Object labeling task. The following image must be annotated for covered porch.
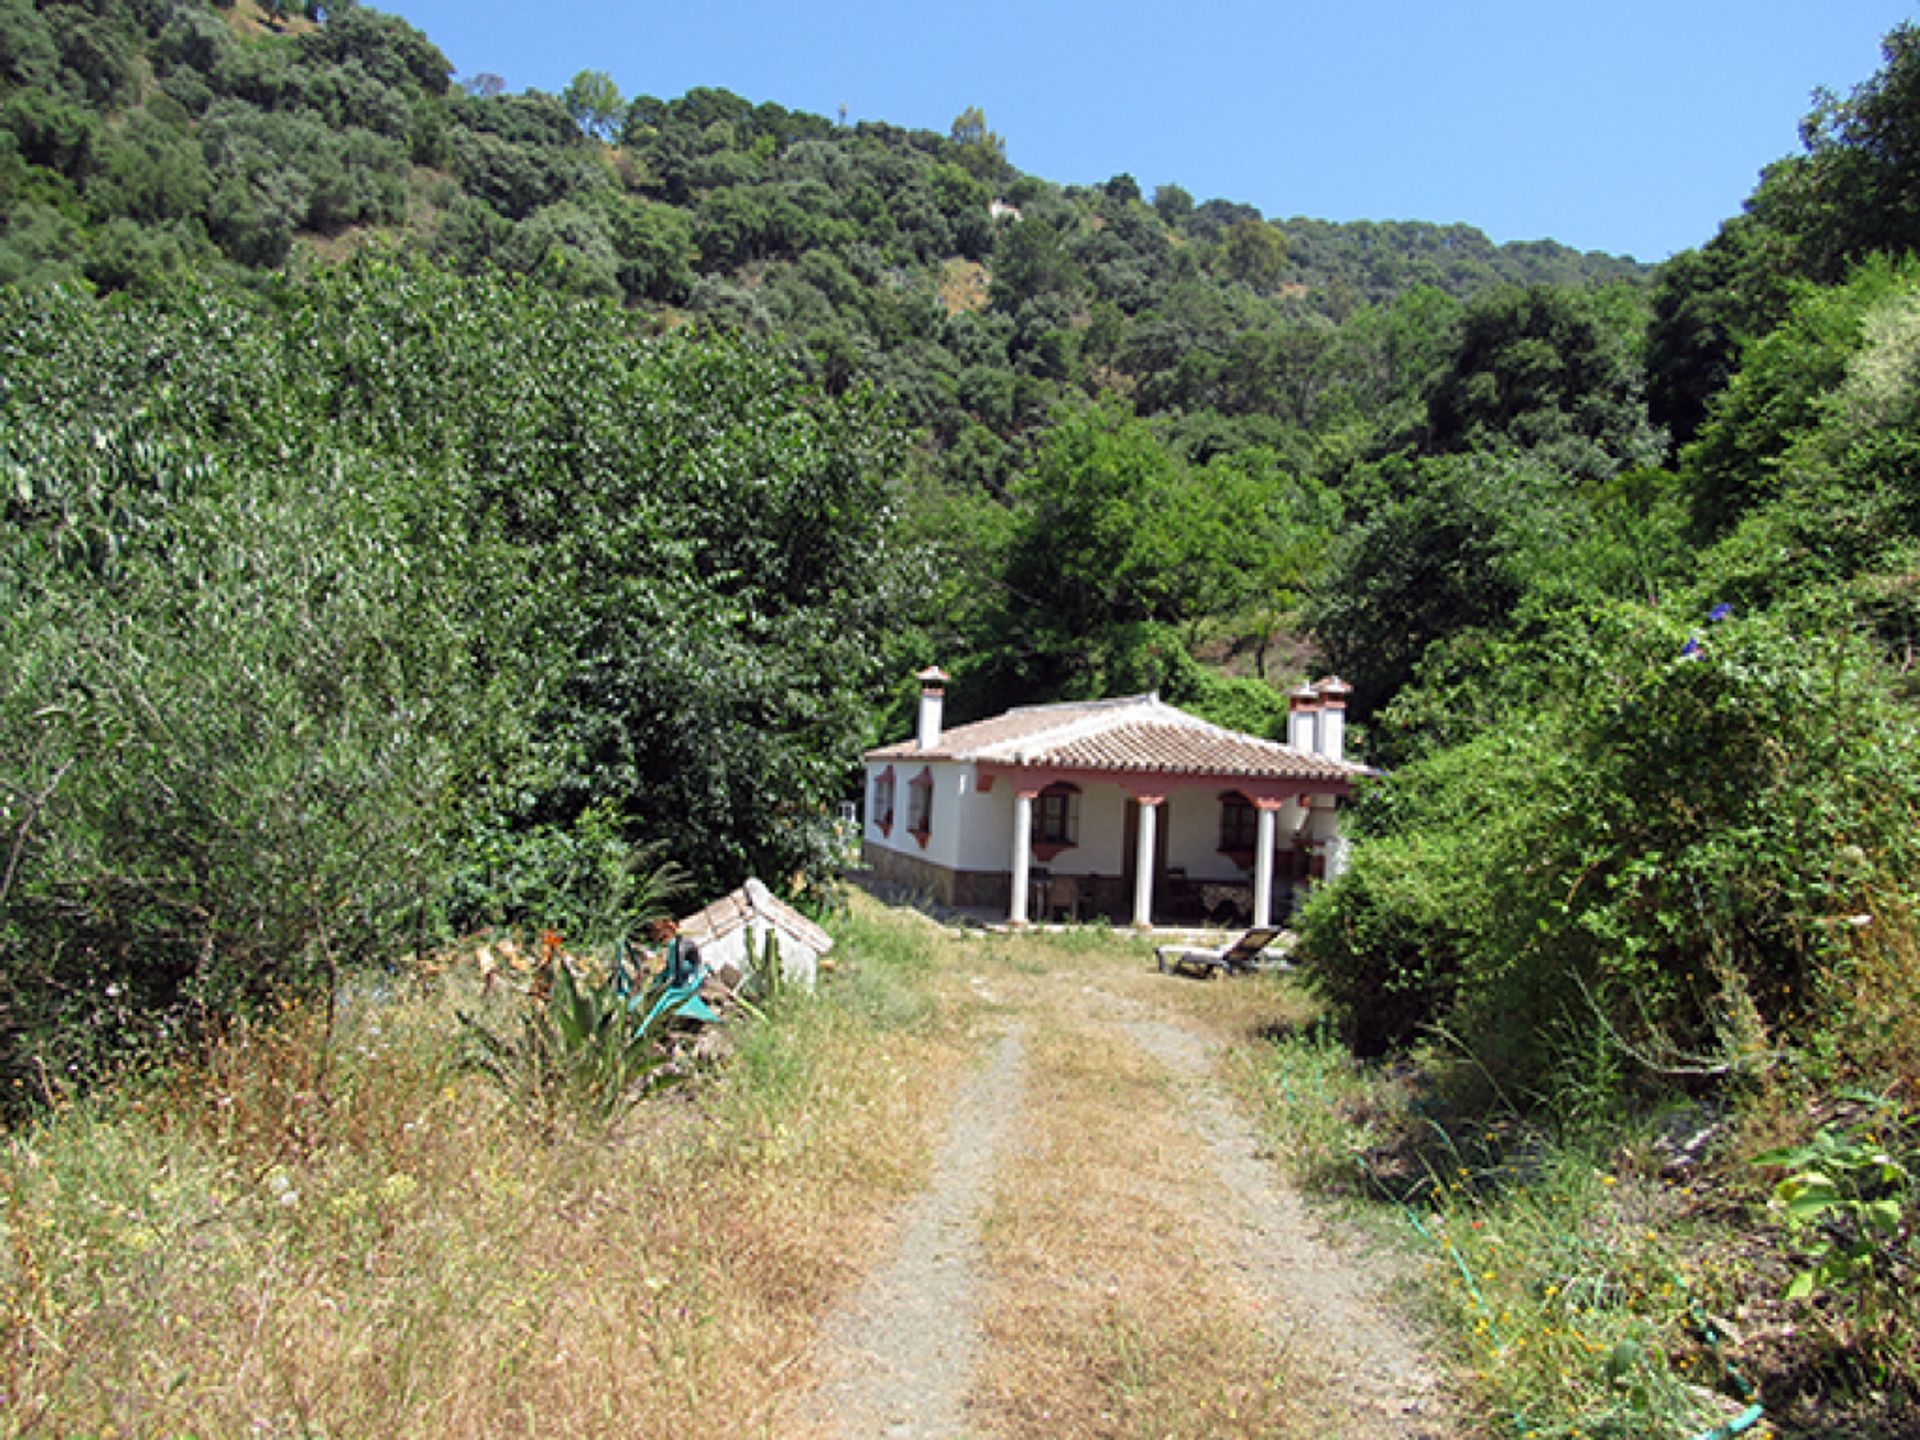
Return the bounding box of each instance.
[983,765,1345,931]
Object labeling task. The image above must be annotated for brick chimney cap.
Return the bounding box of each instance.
[1289,684,1322,709]
[916,666,950,688]
[1315,676,1353,704]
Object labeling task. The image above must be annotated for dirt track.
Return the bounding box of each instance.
[804,936,1450,1440]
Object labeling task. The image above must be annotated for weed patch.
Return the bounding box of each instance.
[1234,1008,1838,1438]
[0,893,966,1438]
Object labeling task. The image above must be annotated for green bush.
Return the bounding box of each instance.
[1297,598,1920,1098]
[0,258,912,1102]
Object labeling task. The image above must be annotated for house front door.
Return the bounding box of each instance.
[1121,796,1172,925]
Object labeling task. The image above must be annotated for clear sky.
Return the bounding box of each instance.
[378,0,1917,264]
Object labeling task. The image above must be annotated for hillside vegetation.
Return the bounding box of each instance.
[5,0,1920,1430]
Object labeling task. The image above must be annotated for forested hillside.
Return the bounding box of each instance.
[0,0,1639,518]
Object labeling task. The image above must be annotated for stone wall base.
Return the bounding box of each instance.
[863,843,1012,912]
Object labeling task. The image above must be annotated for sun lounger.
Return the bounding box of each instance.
[1154,926,1288,979]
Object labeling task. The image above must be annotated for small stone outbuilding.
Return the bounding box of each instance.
[677,878,833,991]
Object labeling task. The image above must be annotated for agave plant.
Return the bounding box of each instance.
[461,953,685,1131]
[736,927,788,1013]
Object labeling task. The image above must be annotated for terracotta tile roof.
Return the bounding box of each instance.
[866,693,1368,782]
[678,878,833,955]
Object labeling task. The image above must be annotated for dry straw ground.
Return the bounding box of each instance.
[1,896,1447,1439]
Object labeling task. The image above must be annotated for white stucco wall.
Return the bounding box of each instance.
[864,763,1336,888]
[1039,784,1126,876]
[1160,789,1243,883]
[696,918,822,991]
[952,771,1011,871]
[917,762,971,871]
[864,759,997,873]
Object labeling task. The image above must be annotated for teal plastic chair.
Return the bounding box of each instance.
[615,935,720,1029]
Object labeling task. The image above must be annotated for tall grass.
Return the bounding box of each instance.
[1236,982,1920,1438]
[0,897,965,1438]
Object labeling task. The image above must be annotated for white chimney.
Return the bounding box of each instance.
[916,666,949,749]
[1315,677,1351,763]
[1287,684,1320,754]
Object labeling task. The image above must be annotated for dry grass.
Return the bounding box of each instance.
[969,969,1309,1439]
[2,907,1420,1439]
[0,897,971,1439]
[938,258,990,315]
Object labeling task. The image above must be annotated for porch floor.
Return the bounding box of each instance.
[848,871,1268,944]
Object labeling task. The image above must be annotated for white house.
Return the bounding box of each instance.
[862,669,1372,929]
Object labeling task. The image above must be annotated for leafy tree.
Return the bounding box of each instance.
[562,68,622,142]
[949,104,1007,180]
[297,4,450,97]
[450,119,599,221]
[85,109,211,223]
[0,257,916,1095]
[83,215,202,293]
[1217,217,1287,290]
[1152,181,1192,227]
[1422,283,1663,482]
[989,211,1083,311]
[1308,451,1583,725]
[0,0,59,91]
[990,402,1302,698]
[2,87,98,175]
[48,3,138,106]
[1683,257,1918,535]
[501,199,622,298]
[0,202,86,287]
[1749,24,1920,283]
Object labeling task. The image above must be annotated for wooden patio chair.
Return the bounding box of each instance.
[1043,874,1081,923]
[1154,926,1288,979]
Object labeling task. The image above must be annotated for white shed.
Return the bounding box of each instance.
[676,878,832,992]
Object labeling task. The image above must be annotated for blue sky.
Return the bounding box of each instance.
[380,0,1917,263]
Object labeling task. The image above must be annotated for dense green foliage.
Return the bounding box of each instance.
[1291,28,1920,1135]
[0,257,908,1091]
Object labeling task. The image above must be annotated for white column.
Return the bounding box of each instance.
[1131,796,1161,929]
[1253,800,1279,928]
[1009,789,1035,926]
